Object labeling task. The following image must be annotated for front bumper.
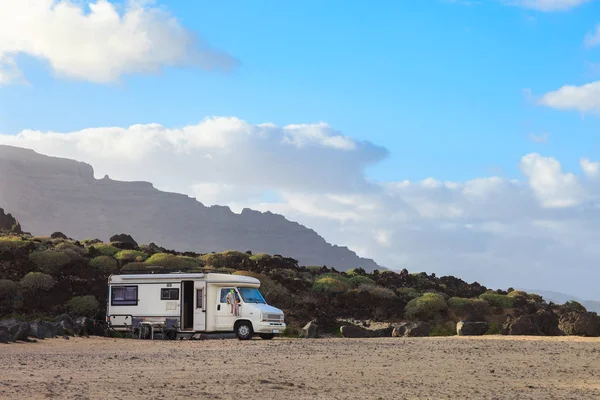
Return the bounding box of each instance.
[254,321,286,334]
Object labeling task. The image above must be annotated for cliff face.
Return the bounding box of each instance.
[0,145,381,270]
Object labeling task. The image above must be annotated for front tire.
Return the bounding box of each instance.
[235,321,253,340]
[259,333,275,340]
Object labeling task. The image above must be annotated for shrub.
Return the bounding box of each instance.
[506,290,527,298]
[348,276,376,288]
[89,256,118,273]
[396,287,421,300]
[0,279,20,314]
[430,321,456,336]
[311,277,348,295]
[56,242,85,254]
[91,244,120,257]
[0,236,30,252]
[560,300,587,313]
[115,250,148,263]
[358,284,396,300]
[146,253,200,270]
[448,297,491,318]
[347,268,367,277]
[29,250,70,274]
[405,293,448,321]
[20,272,55,292]
[67,295,100,317]
[479,293,515,308]
[121,262,156,272]
[200,251,248,269]
[249,253,271,262]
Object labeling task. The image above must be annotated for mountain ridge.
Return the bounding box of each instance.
[0,144,382,271]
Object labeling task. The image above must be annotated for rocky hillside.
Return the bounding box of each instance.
[1,224,598,341]
[0,145,379,271]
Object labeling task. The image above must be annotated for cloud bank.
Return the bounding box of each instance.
[1,117,599,299]
[506,0,592,11]
[0,0,238,84]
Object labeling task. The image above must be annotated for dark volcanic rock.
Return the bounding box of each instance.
[73,316,94,336]
[502,309,561,336]
[456,321,489,336]
[0,326,8,343]
[110,233,138,249]
[559,311,600,337]
[392,322,430,337]
[340,325,371,338]
[8,322,30,342]
[50,232,68,240]
[0,208,21,233]
[56,314,74,335]
[29,320,57,339]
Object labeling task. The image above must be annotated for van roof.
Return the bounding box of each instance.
[108,272,260,286]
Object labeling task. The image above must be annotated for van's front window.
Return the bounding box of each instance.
[237,287,266,304]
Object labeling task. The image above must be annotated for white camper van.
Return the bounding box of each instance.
[105,271,286,340]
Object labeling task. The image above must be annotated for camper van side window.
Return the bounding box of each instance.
[111,286,138,306]
[160,288,179,300]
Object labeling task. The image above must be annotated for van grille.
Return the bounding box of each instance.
[263,313,283,322]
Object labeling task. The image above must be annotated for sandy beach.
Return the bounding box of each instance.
[1,335,599,400]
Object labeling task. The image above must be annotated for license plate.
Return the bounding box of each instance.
[272,329,280,333]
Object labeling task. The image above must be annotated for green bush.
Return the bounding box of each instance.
[311,277,348,295]
[200,251,248,269]
[0,236,30,252]
[561,300,587,313]
[396,287,421,300]
[348,276,375,288]
[20,272,55,292]
[0,279,21,315]
[121,262,160,272]
[479,293,515,308]
[115,250,148,263]
[67,295,100,317]
[506,290,527,298]
[347,268,367,277]
[249,253,271,262]
[89,256,118,273]
[405,293,448,321]
[145,253,200,270]
[29,250,70,274]
[448,297,491,318]
[55,242,85,255]
[485,322,501,335]
[358,284,396,300]
[92,244,120,257]
[429,321,456,336]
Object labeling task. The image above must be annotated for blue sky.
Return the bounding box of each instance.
[2,0,600,182]
[2,0,600,299]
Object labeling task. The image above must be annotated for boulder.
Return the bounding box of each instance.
[55,314,74,335]
[29,320,57,339]
[8,322,30,342]
[50,232,68,240]
[456,321,489,336]
[559,311,600,337]
[73,316,94,336]
[110,234,138,249]
[502,309,561,336]
[0,326,8,343]
[299,320,318,338]
[392,322,430,337]
[340,324,371,338]
[371,326,394,337]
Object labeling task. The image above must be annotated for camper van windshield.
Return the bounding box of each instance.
[237,287,266,304]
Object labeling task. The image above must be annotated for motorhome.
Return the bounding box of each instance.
[106,271,286,340]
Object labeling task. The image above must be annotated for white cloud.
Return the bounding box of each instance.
[538,81,600,114]
[580,157,600,177]
[1,117,600,299]
[0,0,238,84]
[505,0,592,11]
[528,132,548,144]
[584,24,600,48]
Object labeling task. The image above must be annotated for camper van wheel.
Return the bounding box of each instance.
[235,321,253,340]
[259,333,275,340]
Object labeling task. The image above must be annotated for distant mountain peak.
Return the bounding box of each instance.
[0,144,382,271]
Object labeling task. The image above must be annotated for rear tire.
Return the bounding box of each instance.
[259,333,275,340]
[235,321,253,340]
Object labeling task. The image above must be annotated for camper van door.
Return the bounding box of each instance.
[194,280,207,331]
